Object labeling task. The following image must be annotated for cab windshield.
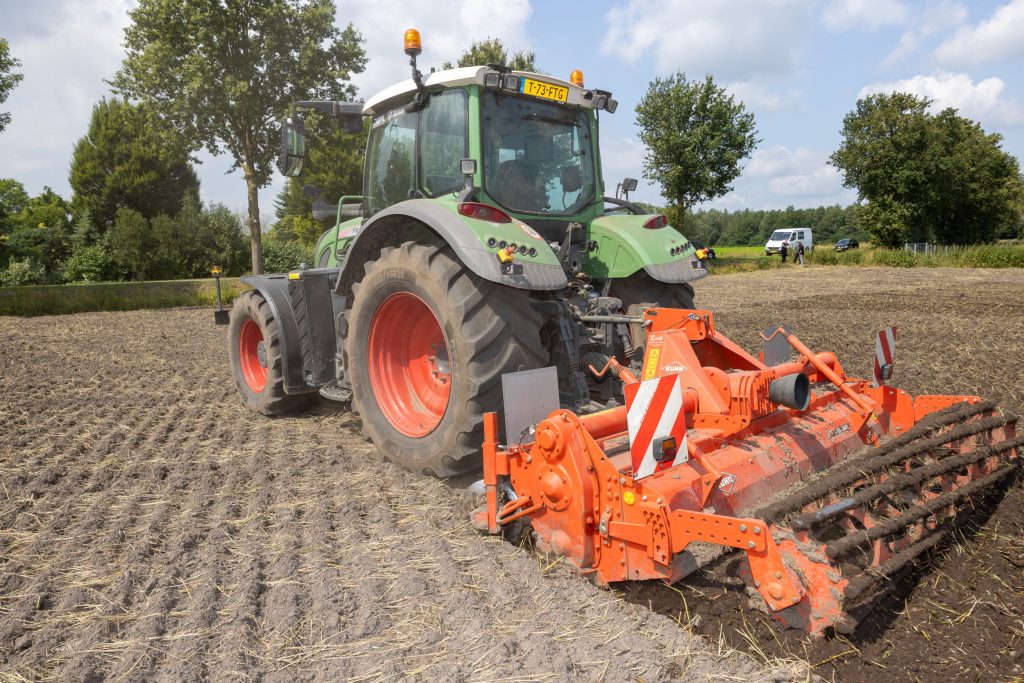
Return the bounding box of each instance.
[770,231,793,241]
[482,91,595,215]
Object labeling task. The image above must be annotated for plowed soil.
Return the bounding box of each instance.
[1,266,1021,682]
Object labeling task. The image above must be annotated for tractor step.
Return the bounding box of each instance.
[319,380,352,402]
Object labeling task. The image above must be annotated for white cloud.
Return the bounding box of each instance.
[0,0,132,192]
[599,134,655,201]
[0,0,535,212]
[703,146,854,210]
[859,71,1024,126]
[726,81,802,112]
[600,0,811,80]
[821,0,910,32]
[342,0,534,98]
[935,0,1024,67]
[744,146,846,197]
[884,0,968,64]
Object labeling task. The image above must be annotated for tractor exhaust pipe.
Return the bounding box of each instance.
[769,372,811,411]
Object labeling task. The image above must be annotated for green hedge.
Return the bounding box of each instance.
[806,244,1024,268]
[0,277,245,316]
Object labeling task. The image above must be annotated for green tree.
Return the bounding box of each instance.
[63,245,115,283]
[830,92,1022,247]
[442,37,536,71]
[6,188,74,274]
[150,195,249,279]
[927,109,1023,244]
[111,0,367,274]
[109,207,154,280]
[635,73,758,226]
[0,37,23,133]
[0,178,30,263]
[0,258,45,286]
[262,233,313,272]
[829,93,934,246]
[268,214,324,248]
[69,98,200,235]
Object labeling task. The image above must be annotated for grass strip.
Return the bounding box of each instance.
[0,278,246,316]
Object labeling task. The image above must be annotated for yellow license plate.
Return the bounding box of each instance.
[519,78,568,103]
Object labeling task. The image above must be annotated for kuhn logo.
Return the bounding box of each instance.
[662,362,687,374]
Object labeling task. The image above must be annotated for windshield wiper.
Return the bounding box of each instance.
[521,113,577,126]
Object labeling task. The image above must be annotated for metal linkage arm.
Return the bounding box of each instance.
[664,510,803,612]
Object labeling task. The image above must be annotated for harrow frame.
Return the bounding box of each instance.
[474,308,1020,636]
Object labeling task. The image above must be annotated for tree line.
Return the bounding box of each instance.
[1,1,1021,287]
[682,205,861,247]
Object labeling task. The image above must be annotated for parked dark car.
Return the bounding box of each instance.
[689,240,716,259]
[834,238,859,252]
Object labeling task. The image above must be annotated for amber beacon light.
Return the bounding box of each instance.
[570,69,584,87]
[404,29,422,56]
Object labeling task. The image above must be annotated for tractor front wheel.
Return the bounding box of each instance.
[346,241,547,477]
[609,272,697,358]
[228,291,315,415]
[609,271,696,311]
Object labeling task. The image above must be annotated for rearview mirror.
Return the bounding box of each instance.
[340,114,363,134]
[277,116,306,177]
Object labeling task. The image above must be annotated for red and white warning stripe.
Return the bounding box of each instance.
[625,374,689,479]
[873,326,897,386]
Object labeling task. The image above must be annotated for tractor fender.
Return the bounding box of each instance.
[588,214,709,284]
[239,268,339,395]
[335,199,568,298]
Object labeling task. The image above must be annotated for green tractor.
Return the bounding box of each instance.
[224,30,706,477]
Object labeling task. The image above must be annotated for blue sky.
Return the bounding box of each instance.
[1,0,1023,219]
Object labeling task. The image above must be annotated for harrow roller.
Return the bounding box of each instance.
[757,402,1021,632]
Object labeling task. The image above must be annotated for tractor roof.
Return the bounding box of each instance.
[362,66,596,116]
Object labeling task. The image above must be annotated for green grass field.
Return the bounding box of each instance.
[0,277,245,316]
[708,242,1024,270]
[712,245,767,258]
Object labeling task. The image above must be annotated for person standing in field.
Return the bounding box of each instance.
[780,240,789,264]
[794,240,805,266]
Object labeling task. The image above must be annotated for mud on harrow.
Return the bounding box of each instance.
[471,308,1021,637]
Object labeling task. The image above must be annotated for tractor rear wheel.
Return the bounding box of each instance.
[346,241,547,477]
[228,290,315,415]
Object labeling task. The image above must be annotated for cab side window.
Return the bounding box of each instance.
[419,89,468,196]
[364,108,417,216]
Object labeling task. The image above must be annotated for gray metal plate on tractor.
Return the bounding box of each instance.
[501,366,560,445]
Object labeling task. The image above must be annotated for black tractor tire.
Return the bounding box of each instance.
[228,290,316,416]
[609,270,696,310]
[346,241,547,478]
[609,272,697,358]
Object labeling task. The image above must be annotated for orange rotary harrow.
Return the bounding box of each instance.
[471,308,1021,637]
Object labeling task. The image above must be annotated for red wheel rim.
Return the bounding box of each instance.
[238,318,268,393]
[367,292,452,437]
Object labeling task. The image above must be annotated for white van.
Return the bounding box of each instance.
[765,228,813,255]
